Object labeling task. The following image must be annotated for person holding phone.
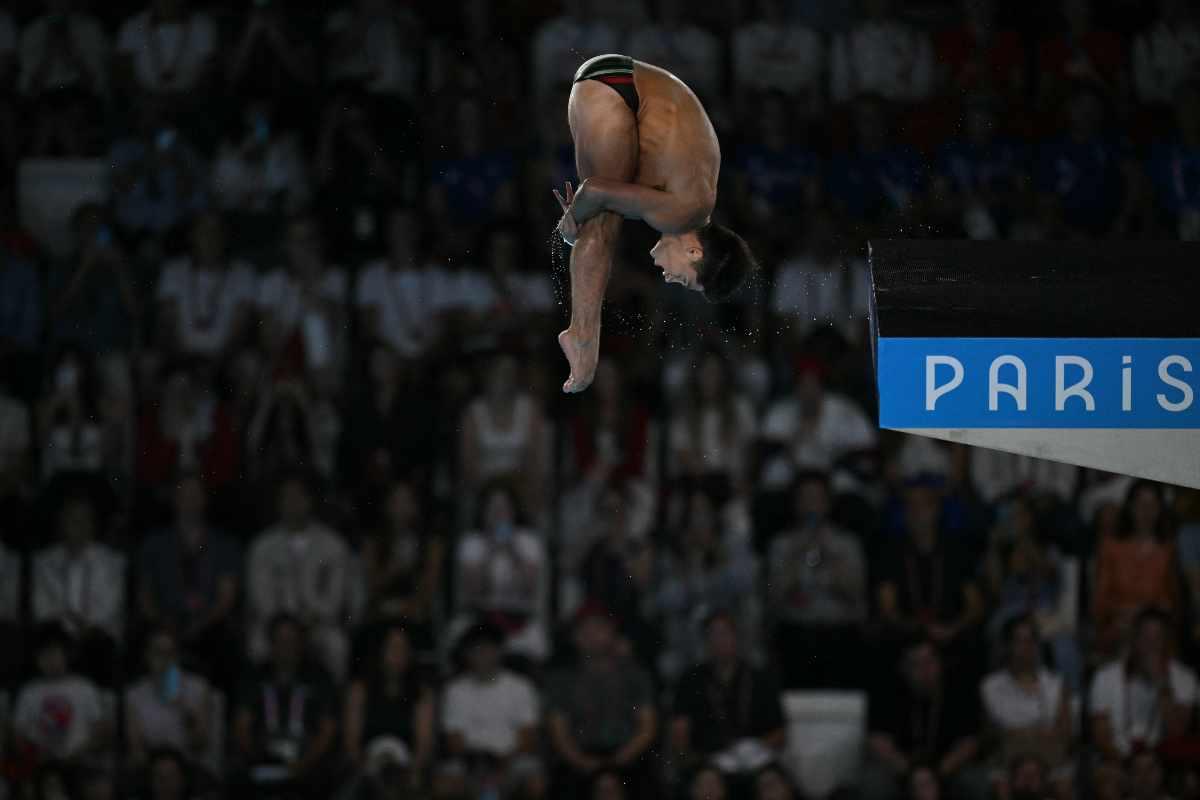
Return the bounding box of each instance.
[124,628,212,772]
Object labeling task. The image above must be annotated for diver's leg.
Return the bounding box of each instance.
[559,79,638,393]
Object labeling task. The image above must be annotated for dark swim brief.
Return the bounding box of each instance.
[573,53,640,115]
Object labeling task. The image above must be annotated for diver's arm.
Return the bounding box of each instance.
[568,177,697,233]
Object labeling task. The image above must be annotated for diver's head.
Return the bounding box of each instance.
[651,222,758,302]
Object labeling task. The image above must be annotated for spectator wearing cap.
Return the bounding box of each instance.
[768,470,867,688]
[670,612,786,784]
[231,613,338,798]
[441,621,540,766]
[1090,608,1196,761]
[344,623,435,783]
[547,603,658,799]
[759,356,877,489]
[247,471,353,682]
[12,623,111,769]
[862,638,985,800]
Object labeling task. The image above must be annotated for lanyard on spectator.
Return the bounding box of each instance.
[263,684,306,740]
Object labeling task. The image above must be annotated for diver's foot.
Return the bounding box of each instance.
[558,328,599,394]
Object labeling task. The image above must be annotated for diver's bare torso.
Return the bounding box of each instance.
[628,60,720,228]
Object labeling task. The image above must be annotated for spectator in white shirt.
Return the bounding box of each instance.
[356,208,441,359]
[115,0,218,96]
[759,358,877,488]
[830,0,934,105]
[455,482,548,662]
[257,214,347,379]
[442,621,540,763]
[212,99,311,216]
[32,493,126,660]
[460,355,548,517]
[18,0,109,98]
[13,624,111,766]
[155,211,257,360]
[247,472,354,682]
[37,348,105,480]
[1133,0,1200,106]
[532,0,621,99]
[1090,608,1197,760]
[325,0,425,101]
[733,0,824,112]
[627,0,724,100]
[980,616,1072,794]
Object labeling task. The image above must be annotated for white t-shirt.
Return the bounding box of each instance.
[18,13,110,96]
[732,22,823,95]
[627,25,723,98]
[441,670,539,756]
[982,669,1064,731]
[156,257,257,357]
[531,16,621,97]
[325,7,421,97]
[13,676,105,761]
[1090,660,1199,757]
[435,267,496,315]
[456,529,545,614]
[258,268,348,330]
[831,20,934,104]
[32,543,127,641]
[116,10,218,92]
[42,421,104,479]
[465,394,537,482]
[125,672,208,754]
[1133,22,1200,105]
[212,137,311,213]
[354,260,440,357]
[491,273,557,315]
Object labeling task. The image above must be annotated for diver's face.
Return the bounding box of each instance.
[650,234,704,292]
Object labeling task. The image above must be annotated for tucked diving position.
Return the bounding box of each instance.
[554,54,759,393]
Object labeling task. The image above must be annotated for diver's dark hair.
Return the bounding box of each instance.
[695,222,758,302]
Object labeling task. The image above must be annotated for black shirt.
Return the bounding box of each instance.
[880,536,976,625]
[672,661,786,755]
[236,664,337,757]
[869,677,980,762]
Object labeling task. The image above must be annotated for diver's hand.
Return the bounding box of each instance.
[553,180,579,247]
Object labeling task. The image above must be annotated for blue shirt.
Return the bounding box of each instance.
[1147,140,1200,214]
[0,253,42,349]
[936,137,1028,194]
[1035,136,1126,233]
[825,146,927,221]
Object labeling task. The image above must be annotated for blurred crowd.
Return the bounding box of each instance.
[2,0,1200,799]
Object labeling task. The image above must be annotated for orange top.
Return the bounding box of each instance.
[1092,535,1178,622]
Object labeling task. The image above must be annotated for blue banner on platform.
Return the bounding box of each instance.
[877,338,1200,429]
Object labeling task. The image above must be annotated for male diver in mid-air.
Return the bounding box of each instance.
[553,54,758,393]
